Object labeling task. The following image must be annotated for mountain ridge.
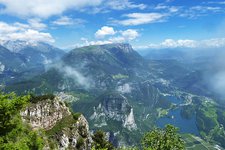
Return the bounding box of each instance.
[3,43,225,148]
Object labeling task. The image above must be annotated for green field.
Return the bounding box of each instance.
[182,134,224,150]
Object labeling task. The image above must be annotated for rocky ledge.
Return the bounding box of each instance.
[21,96,92,150]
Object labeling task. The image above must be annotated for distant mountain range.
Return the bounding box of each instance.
[2,42,225,148]
[0,40,65,83]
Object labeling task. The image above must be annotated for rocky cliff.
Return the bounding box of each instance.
[90,93,137,131]
[21,96,92,150]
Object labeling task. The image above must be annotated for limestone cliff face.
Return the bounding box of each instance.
[54,115,92,150]
[21,97,70,130]
[132,81,160,107]
[90,93,137,131]
[21,96,92,150]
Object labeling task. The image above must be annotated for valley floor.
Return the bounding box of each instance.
[183,134,224,150]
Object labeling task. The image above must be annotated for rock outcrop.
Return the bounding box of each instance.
[21,97,70,130]
[90,93,137,131]
[0,62,5,73]
[54,114,92,150]
[21,96,92,150]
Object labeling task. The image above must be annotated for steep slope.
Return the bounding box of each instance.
[0,41,65,87]
[61,43,148,90]
[3,40,65,66]
[0,45,26,72]
[21,95,92,150]
[4,43,225,148]
[0,45,28,84]
[62,43,146,82]
[89,92,137,131]
[5,43,163,146]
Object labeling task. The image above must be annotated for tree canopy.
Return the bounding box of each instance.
[141,124,185,150]
[0,92,44,150]
[92,130,114,150]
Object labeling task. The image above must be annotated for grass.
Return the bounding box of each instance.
[46,113,81,137]
[156,108,169,118]
[29,94,55,103]
[112,74,129,79]
[182,134,224,150]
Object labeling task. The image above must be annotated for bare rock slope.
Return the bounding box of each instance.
[21,96,92,150]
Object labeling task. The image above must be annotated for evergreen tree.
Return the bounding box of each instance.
[92,130,114,150]
[141,124,185,150]
[0,93,44,150]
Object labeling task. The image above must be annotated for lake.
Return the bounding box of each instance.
[156,96,199,136]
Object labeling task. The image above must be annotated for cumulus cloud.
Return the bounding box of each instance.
[73,37,123,47]
[113,13,167,26]
[137,38,225,49]
[121,29,139,40]
[0,21,54,44]
[0,0,146,18]
[95,26,116,39]
[85,28,138,46]
[0,0,103,18]
[52,16,86,26]
[8,29,54,43]
[69,28,139,48]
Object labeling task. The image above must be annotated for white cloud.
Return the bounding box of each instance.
[95,26,116,38]
[202,38,225,48]
[71,29,139,48]
[106,0,146,10]
[191,6,222,12]
[136,38,225,49]
[161,39,196,48]
[52,16,74,26]
[0,0,146,18]
[28,18,47,30]
[153,4,224,20]
[52,16,85,26]
[0,21,54,44]
[155,4,180,13]
[0,0,103,18]
[206,1,225,5]
[165,0,175,2]
[179,6,223,19]
[94,28,138,44]
[0,22,20,34]
[113,13,167,26]
[80,37,128,46]
[8,29,54,43]
[121,29,139,40]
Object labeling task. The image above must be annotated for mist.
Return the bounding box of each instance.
[207,50,225,99]
[141,46,225,100]
[50,62,94,90]
[182,47,225,99]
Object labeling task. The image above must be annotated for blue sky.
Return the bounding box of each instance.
[0,0,225,50]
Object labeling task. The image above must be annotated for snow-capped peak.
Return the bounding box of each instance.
[1,40,59,53]
[2,40,38,53]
